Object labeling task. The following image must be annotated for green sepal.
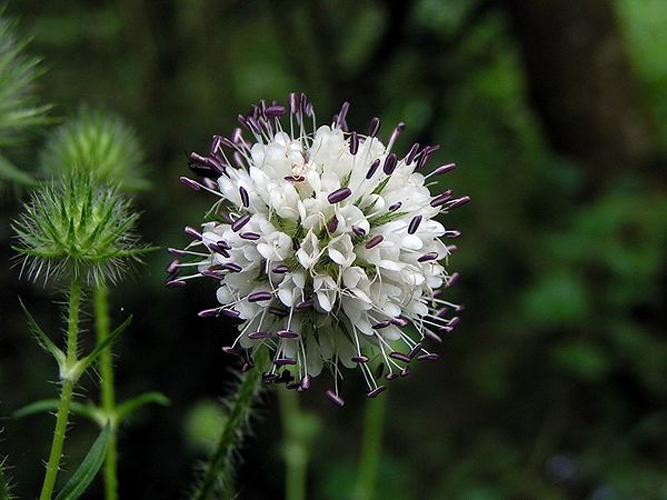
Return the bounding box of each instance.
[12,399,103,424]
[0,153,37,186]
[76,315,132,375]
[116,391,170,423]
[18,297,65,367]
[54,422,111,500]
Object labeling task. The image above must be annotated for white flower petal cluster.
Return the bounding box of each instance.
[168,93,467,405]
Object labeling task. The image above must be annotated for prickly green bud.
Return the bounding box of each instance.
[12,172,153,286]
[40,107,148,191]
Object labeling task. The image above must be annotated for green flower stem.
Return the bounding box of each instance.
[39,276,83,500]
[352,394,387,500]
[192,347,268,500]
[278,389,311,500]
[95,283,118,500]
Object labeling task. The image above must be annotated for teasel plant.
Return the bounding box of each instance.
[170,93,466,500]
[9,109,164,499]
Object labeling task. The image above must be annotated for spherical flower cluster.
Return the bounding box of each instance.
[168,93,467,405]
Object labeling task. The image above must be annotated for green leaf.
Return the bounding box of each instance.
[55,423,111,500]
[18,297,65,366]
[13,399,103,424]
[0,153,37,186]
[76,315,133,374]
[116,391,170,423]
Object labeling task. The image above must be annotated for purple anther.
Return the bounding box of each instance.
[295,299,314,311]
[390,317,409,327]
[300,375,312,390]
[189,152,209,165]
[389,351,411,363]
[408,215,422,235]
[166,279,187,288]
[239,186,250,207]
[222,346,241,356]
[385,372,399,381]
[248,291,272,302]
[327,215,339,234]
[336,102,350,128]
[367,386,386,398]
[447,244,458,254]
[277,329,299,338]
[448,316,460,328]
[352,355,369,363]
[408,343,423,359]
[351,225,366,237]
[232,151,244,169]
[201,270,224,280]
[198,308,220,318]
[418,144,441,168]
[429,190,453,208]
[166,260,179,274]
[184,226,203,240]
[222,262,242,273]
[240,231,261,241]
[405,142,420,165]
[262,373,280,383]
[272,264,290,274]
[211,244,230,258]
[265,105,286,118]
[248,331,271,340]
[231,214,251,232]
[446,272,460,288]
[289,92,299,114]
[388,202,402,212]
[417,353,440,361]
[365,234,384,249]
[325,390,345,407]
[447,196,471,210]
[388,122,405,147]
[180,176,201,191]
[284,174,305,182]
[382,153,398,175]
[167,248,187,257]
[424,330,443,344]
[367,117,381,137]
[366,158,381,179]
[273,358,297,366]
[349,131,359,155]
[328,187,352,204]
[373,320,391,329]
[418,252,439,262]
[400,366,411,377]
[444,230,461,238]
[221,308,241,318]
[210,134,222,154]
[433,163,456,175]
[269,306,288,317]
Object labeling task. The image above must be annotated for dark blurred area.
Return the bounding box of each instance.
[1,0,666,498]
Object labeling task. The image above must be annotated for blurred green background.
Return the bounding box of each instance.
[1,0,666,498]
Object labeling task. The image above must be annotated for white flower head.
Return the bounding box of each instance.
[168,93,467,406]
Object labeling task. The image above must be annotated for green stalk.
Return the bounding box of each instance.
[352,394,387,500]
[95,283,118,500]
[192,348,268,500]
[278,389,310,500]
[39,276,83,500]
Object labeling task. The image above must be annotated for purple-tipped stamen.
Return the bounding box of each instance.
[447,196,471,210]
[166,260,179,274]
[383,153,398,175]
[222,262,242,273]
[262,373,280,383]
[180,176,201,191]
[430,190,453,208]
[248,291,272,302]
[367,386,387,398]
[365,234,384,249]
[408,343,423,359]
[390,317,409,327]
[372,320,391,329]
[184,226,203,240]
[352,355,369,363]
[325,390,345,407]
[417,353,440,361]
[366,158,381,179]
[231,214,251,232]
[367,117,381,137]
[273,358,297,366]
[166,279,187,288]
[285,174,305,182]
[167,248,187,257]
[295,299,314,311]
[221,308,241,318]
[272,264,290,274]
[349,131,359,155]
[327,215,339,234]
[328,187,352,204]
[269,306,289,317]
[385,373,399,381]
[198,308,220,318]
[418,252,439,262]
[201,270,224,279]
[336,102,350,128]
[432,163,456,176]
[277,329,299,338]
[240,231,261,240]
[389,351,411,363]
[388,202,402,212]
[400,366,411,377]
[423,330,443,344]
[408,215,422,235]
[300,375,312,390]
[352,225,366,237]
[387,122,405,151]
[248,331,271,340]
[265,105,286,118]
[239,186,250,207]
[446,272,460,287]
[405,142,420,165]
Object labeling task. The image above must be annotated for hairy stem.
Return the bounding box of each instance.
[278,389,311,500]
[39,276,83,500]
[95,283,118,500]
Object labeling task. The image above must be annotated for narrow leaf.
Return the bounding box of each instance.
[116,391,170,423]
[13,399,104,424]
[55,423,111,500]
[77,315,132,373]
[18,297,65,365]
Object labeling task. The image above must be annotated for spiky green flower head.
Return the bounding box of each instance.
[39,106,148,191]
[170,93,467,405]
[12,171,153,286]
[0,8,50,186]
